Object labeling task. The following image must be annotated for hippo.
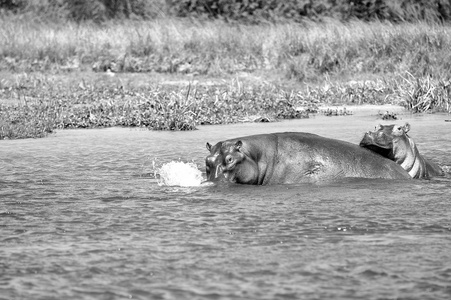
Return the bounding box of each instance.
[205,132,410,185]
[359,123,444,179]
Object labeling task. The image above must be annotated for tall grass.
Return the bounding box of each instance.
[1,16,451,82]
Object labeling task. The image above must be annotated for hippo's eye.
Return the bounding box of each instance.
[226,156,233,164]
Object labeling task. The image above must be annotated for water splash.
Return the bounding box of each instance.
[158,161,204,187]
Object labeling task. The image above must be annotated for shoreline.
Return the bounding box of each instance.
[0,69,449,140]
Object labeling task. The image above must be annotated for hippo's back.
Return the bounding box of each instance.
[269,132,411,182]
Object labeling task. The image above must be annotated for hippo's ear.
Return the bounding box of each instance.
[206,142,212,151]
[234,140,243,151]
[403,123,410,133]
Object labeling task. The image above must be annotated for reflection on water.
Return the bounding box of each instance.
[1,110,451,299]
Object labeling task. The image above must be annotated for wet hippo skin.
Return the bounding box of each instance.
[206,132,411,185]
[360,123,444,179]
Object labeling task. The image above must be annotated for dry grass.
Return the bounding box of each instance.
[1,16,451,81]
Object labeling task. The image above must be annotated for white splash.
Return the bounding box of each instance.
[158,161,203,187]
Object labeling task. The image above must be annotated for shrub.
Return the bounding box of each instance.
[0,0,167,22]
[3,0,451,23]
[166,0,451,24]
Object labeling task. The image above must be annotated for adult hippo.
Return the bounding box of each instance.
[359,123,444,179]
[205,132,410,185]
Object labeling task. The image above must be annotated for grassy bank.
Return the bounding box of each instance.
[1,17,451,139]
[1,71,449,140]
[0,73,315,139]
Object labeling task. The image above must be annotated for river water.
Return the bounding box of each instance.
[1,108,451,300]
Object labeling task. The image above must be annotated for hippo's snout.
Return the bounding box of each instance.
[359,132,374,146]
[206,163,227,182]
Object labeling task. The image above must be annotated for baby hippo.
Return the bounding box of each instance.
[360,123,443,179]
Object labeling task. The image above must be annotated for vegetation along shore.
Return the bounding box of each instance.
[1,0,450,139]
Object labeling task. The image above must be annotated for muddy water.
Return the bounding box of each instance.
[1,108,451,300]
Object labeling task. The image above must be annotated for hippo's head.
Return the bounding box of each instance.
[359,123,411,158]
[205,140,259,184]
[205,141,225,182]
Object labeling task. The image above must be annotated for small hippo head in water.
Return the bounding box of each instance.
[205,140,259,184]
[360,123,443,178]
[359,123,410,159]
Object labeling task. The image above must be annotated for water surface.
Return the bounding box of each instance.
[1,109,451,299]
